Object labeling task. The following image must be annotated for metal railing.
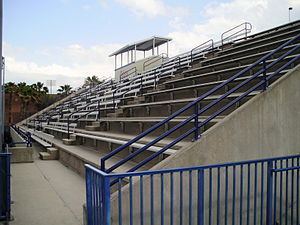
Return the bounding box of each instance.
[221,22,252,48]
[190,39,214,62]
[120,67,137,81]
[143,53,168,71]
[67,100,102,139]
[86,154,300,225]
[112,74,147,108]
[100,33,300,173]
[0,153,11,222]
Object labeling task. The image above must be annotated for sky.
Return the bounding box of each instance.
[3,0,300,91]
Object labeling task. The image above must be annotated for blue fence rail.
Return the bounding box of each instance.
[87,154,300,225]
[100,33,300,174]
[0,153,11,221]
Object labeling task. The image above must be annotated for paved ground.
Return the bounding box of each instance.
[9,144,85,225]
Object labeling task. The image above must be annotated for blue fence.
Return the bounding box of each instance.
[0,153,11,221]
[86,154,300,225]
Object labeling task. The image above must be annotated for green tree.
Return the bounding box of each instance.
[57,84,72,96]
[84,75,103,87]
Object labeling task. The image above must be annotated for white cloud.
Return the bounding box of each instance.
[3,42,122,89]
[4,0,300,89]
[167,0,300,56]
[115,0,188,18]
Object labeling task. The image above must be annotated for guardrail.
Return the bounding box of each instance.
[221,22,252,48]
[86,154,300,225]
[66,100,102,139]
[101,33,300,173]
[190,39,214,62]
[143,53,168,71]
[0,153,11,222]
[120,67,137,81]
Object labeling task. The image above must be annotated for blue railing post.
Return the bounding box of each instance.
[103,176,111,225]
[5,155,11,221]
[266,160,274,225]
[197,169,205,225]
[194,103,199,141]
[85,167,93,225]
[262,60,268,90]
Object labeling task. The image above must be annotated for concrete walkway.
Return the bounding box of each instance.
[10,144,85,225]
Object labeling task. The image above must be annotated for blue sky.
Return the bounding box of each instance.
[3,0,300,90]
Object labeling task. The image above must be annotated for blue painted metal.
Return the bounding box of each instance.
[86,154,300,225]
[100,33,300,173]
[0,153,11,222]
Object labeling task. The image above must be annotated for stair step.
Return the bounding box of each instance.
[39,152,52,160]
[47,147,59,159]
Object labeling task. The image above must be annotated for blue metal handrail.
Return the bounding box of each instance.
[101,33,300,173]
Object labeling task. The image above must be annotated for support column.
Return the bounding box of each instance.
[167,41,169,57]
[152,38,155,56]
[0,0,3,149]
[134,45,137,61]
[121,53,123,67]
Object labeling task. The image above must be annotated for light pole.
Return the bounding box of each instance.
[0,0,3,150]
[289,7,293,22]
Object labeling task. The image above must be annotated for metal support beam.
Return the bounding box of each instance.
[0,0,3,150]
[167,41,169,57]
[134,45,137,62]
[152,38,155,56]
[121,53,123,67]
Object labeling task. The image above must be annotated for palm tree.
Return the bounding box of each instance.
[5,82,18,123]
[85,75,102,87]
[57,84,72,96]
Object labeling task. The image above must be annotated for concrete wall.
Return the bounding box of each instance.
[9,147,33,163]
[109,65,300,224]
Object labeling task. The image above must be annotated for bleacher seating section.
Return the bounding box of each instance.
[19,20,300,173]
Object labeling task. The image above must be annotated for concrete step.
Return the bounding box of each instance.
[39,152,52,160]
[47,147,59,159]
[107,109,124,118]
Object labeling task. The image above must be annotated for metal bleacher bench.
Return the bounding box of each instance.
[44,122,77,134]
[29,130,54,148]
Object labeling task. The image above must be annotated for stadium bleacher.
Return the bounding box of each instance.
[17,20,300,173]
